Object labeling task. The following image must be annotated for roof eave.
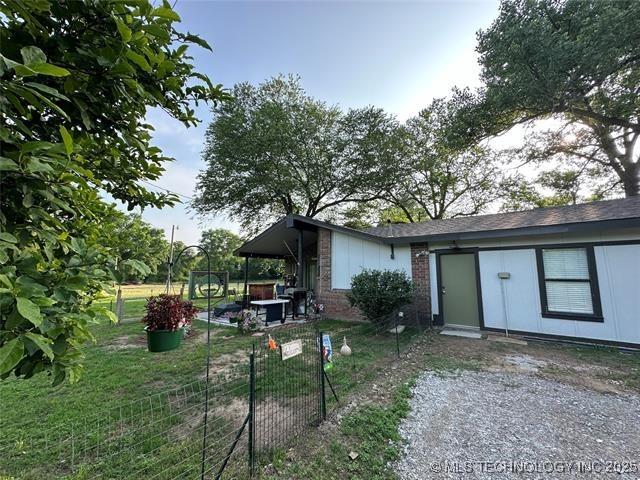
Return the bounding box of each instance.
[381,217,640,245]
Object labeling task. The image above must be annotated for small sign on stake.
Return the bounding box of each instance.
[280,339,303,360]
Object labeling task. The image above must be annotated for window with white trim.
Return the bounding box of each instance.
[536,247,603,321]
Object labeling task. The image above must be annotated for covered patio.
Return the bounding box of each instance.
[235,215,323,318]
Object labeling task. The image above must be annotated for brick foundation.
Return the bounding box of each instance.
[315,229,432,322]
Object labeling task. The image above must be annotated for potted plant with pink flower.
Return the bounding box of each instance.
[142,294,199,352]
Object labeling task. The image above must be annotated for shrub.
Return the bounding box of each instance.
[142,295,199,332]
[237,309,260,334]
[347,269,413,325]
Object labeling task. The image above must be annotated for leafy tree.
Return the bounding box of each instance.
[195,75,399,232]
[501,168,606,212]
[196,229,243,273]
[340,202,428,230]
[462,0,640,196]
[195,229,283,280]
[100,210,169,283]
[244,258,284,281]
[386,98,507,221]
[155,240,198,284]
[0,0,225,383]
[347,269,413,326]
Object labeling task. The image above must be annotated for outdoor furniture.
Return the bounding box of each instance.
[276,293,294,317]
[285,287,308,318]
[213,302,242,317]
[250,299,290,326]
[248,283,275,301]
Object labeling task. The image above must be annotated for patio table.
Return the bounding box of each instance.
[250,299,290,326]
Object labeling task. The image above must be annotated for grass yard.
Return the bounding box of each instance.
[94,279,280,320]
[0,315,422,479]
[103,280,280,299]
[0,319,257,479]
[264,379,416,480]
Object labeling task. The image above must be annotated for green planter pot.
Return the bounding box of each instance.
[146,328,183,352]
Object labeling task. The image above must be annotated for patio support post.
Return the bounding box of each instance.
[297,228,304,288]
[243,256,249,308]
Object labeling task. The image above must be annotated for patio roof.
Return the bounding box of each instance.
[234,214,383,258]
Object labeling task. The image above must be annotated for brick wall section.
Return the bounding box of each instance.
[316,228,431,322]
[410,242,431,323]
[316,228,363,320]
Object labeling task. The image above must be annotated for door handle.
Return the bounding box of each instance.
[441,286,446,295]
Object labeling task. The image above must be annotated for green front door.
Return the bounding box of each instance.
[440,253,480,328]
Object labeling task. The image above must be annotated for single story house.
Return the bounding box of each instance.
[235,196,640,347]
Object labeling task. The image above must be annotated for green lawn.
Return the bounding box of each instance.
[0,317,422,479]
[264,379,416,480]
[95,279,279,319]
[0,322,253,479]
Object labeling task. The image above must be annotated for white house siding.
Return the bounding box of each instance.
[330,231,412,289]
[478,245,640,344]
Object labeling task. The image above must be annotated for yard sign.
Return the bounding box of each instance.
[280,339,303,360]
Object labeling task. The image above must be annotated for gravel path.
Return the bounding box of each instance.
[395,371,640,479]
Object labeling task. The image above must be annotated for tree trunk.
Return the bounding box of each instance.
[623,167,640,196]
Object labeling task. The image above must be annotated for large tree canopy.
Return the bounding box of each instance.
[385,98,506,221]
[0,0,225,383]
[459,0,640,196]
[100,210,170,283]
[194,75,399,232]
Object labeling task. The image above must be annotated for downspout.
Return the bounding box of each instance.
[498,271,511,337]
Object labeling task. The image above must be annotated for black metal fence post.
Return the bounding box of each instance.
[318,330,326,421]
[248,348,256,477]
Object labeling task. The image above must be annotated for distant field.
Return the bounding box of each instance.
[97,279,281,319]
[101,279,279,300]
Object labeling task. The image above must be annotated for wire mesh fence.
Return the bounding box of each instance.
[252,324,323,463]
[0,312,426,479]
[317,307,425,415]
[1,373,251,480]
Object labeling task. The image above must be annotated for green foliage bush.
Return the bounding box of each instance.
[0,0,226,383]
[346,269,413,325]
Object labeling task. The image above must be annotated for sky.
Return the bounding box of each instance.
[131,0,502,245]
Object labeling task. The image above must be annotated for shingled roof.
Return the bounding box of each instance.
[364,196,640,241]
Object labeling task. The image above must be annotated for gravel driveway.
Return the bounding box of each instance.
[395,371,640,479]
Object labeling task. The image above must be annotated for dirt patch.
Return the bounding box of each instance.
[102,327,222,351]
[416,332,640,395]
[102,335,146,351]
[211,397,248,426]
[167,406,204,441]
[254,397,315,449]
[188,327,226,344]
[201,350,249,382]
